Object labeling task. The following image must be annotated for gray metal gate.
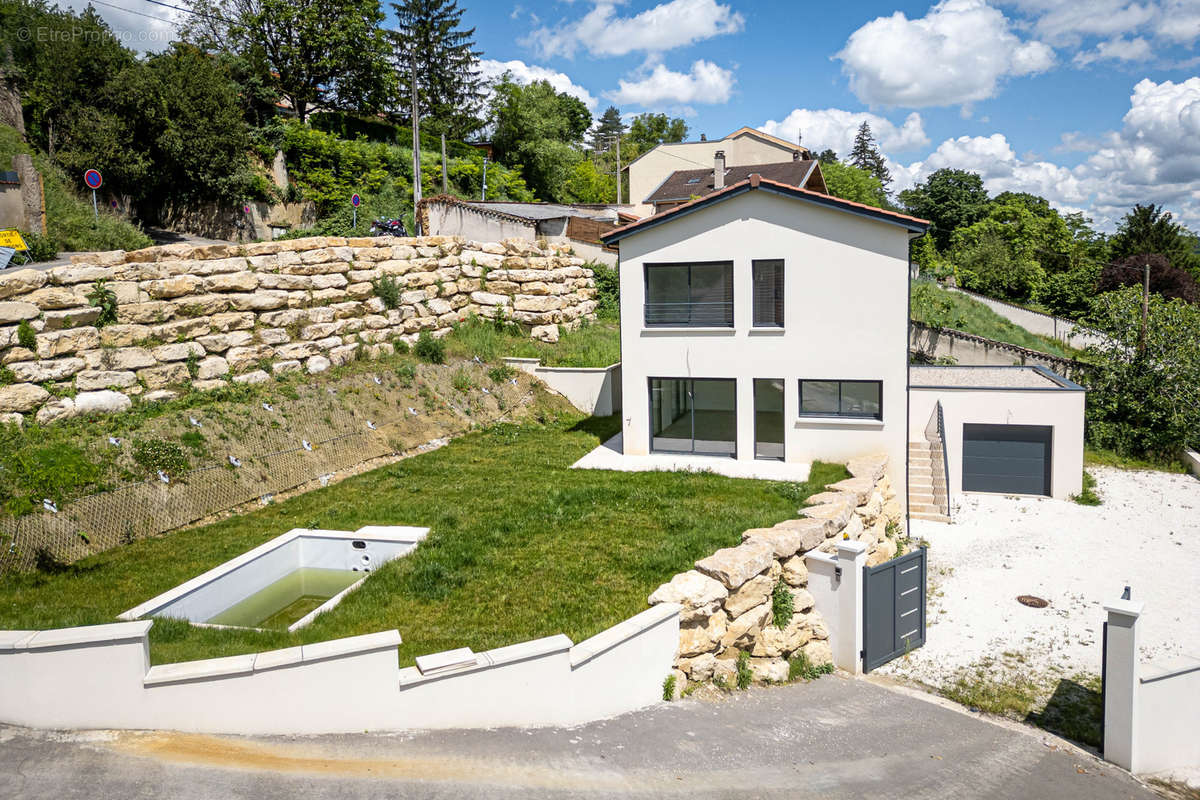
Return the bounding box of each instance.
[862,547,927,672]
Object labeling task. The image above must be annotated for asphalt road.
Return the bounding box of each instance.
[0,675,1156,799]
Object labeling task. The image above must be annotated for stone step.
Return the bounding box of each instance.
[910,511,952,523]
[909,493,935,505]
[909,502,947,515]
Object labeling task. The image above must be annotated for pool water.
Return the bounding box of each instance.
[206,568,362,629]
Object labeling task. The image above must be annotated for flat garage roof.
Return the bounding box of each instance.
[909,365,1084,391]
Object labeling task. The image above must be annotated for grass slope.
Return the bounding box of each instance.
[911,282,1076,359]
[0,414,848,666]
[443,316,620,368]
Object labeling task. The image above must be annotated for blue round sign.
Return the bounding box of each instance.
[84,169,102,189]
[351,193,361,207]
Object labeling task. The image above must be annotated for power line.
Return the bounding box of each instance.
[140,0,236,25]
[89,0,182,26]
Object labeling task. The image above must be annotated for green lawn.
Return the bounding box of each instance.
[910,282,1078,359]
[0,414,847,666]
[1084,447,1189,474]
[443,315,620,368]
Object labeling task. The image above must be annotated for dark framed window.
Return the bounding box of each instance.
[752,259,784,327]
[644,262,734,327]
[649,377,737,457]
[799,380,882,420]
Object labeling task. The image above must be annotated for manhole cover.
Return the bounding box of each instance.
[1017,595,1049,608]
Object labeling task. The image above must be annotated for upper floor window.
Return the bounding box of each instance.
[799,379,882,420]
[644,262,734,327]
[752,259,784,327]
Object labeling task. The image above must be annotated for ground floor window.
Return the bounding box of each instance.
[799,379,882,420]
[754,378,785,460]
[649,378,737,457]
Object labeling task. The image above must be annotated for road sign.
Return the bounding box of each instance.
[0,229,28,250]
[351,193,361,207]
[84,169,102,189]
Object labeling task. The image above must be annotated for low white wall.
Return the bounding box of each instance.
[944,286,1108,349]
[1103,597,1200,775]
[1183,450,1200,480]
[506,358,622,416]
[909,383,1085,499]
[556,237,618,267]
[0,605,680,734]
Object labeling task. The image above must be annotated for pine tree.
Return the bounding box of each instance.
[390,0,484,139]
[849,122,892,192]
[590,106,625,152]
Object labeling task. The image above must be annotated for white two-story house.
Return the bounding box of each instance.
[600,173,930,495]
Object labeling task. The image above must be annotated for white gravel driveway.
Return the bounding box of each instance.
[881,466,1200,686]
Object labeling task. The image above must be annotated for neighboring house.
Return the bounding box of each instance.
[643,152,826,216]
[601,173,1086,521]
[419,195,633,266]
[623,127,810,217]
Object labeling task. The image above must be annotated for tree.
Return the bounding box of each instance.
[848,122,891,192]
[590,106,625,152]
[623,113,687,158]
[815,149,838,164]
[185,0,394,123]
[949,196,1072,302]
[820,161,887,209]
[899,169,990,252]
[389,0,484,139]
[1099,254,1199,304]
[562,158,615,204]
[1109,204,1200,277]
[489,75,592,201]
[1084,287,1200,457]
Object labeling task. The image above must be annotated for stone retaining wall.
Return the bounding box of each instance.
[0,236,596,426]
[649,454,901,689]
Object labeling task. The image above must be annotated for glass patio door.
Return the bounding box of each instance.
[650,378,736,457]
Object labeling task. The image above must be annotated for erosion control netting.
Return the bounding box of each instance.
[0,363,557,574]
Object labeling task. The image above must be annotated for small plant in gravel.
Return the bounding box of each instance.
[414,331,445,364]
[16,320,36,351]
[451,368,475,393]
[487,364,516,383]
[735,651,753,690]
[1071,471,1102,506]
[131,438,190,477]
[788,650,834,682]
[662,674,676,701]
[184,350,200,379]
[395,362,416,387]
[771,581,793,627]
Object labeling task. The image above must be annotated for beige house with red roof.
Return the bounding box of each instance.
[623,127,810,217]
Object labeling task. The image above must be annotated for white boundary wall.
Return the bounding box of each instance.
[507,358,622,416]
[944,286,1108,349]
[0,604,680,734]
[1103,597,1200,775]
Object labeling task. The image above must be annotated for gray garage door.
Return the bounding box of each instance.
[962,423,1052,496]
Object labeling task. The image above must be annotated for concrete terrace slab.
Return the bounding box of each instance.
[572,434,812,483]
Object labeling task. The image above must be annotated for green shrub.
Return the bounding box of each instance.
[735,651,753,690]
[450,368,474,393]
[0,365,14,385]
[395,362,416,386]
[414,331,445,364]
[371,274,401,309]
[0,425,105,516]
[591,263,619,318]
[131,439,189,477]
[184,349,200,379]
[662,673,676,701]
[487,364,516,383]
[788,650,835,682]
[16,320,36,351]
[21,230,58,262]
[179,430,207,457]
[391,338,410,354]
[86,279,118,328]
[1071,470,1101,506]
[771,581,794,626]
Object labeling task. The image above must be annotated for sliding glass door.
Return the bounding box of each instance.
[649,378,736,457]
[754,379,785,460]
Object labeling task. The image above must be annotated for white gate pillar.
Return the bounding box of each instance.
[835,540,868,675]
[1103,597,1143,771]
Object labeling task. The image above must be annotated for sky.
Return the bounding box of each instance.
[71,0,1200,230]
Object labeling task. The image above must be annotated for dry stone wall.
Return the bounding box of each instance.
[649,453,902,689]
[0,236,596,426]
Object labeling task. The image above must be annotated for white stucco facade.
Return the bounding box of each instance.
[611,186,923,497]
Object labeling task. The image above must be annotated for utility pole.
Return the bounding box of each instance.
[440,133,448,194]
[410,61,422,235]
[1140,259,1150,355]
[615,135,622,204]
[481,155,487,200]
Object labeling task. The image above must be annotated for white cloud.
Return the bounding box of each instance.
[1004,0,1199,48]
[606,60,735,107]
[62,0,179,53]
[1072,36,1153,66]
[893,77,1200,229]
[836,0,1055,109]
[524,0,744,59]
[757,109,929,155]
[478,59,598,110]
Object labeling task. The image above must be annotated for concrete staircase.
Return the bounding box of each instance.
[909,440,950,522]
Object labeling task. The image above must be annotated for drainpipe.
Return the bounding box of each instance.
[714,151,725,190]
[905,237,914,536]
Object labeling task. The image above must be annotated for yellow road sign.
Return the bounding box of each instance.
[0,230,28,250]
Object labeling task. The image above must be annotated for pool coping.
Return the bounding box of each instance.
[117,526,430,625]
